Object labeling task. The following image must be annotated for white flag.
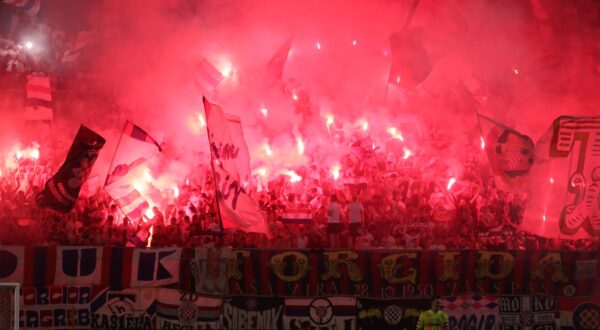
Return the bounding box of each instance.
[203,97,268,234]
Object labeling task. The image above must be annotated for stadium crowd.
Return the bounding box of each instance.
[1,138,598,252]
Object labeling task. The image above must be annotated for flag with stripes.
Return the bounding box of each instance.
[279,209,312,224]
[25,74,53,121]
[522,115,600,240]
[61,29,96,64]
[195,58,223,94]
[156,288,221,329]
[105,121,161,224]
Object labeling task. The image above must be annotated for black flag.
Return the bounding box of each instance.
[36,125,106,212]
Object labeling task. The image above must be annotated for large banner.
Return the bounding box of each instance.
[441,295,499,330]
[20,286,92,330]
[90,288,157,329]
[156,288,221,330]
[181,249,600,298]
[558,296,600,330]
[1,247,599,298]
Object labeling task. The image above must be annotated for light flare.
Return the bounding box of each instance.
[549,177,554,184]
[402,147,412,160]
[143,169,153,183]
[263,143,273,157]
[316,42,321,50]
[284,170,302,183]
[360,120,368,131]
[219,61,233,78]
[331,164,341,181]
[31,149,39,160]
[260,107,268,117]
[144,207,155,219]
[352,39,357,46]
[387,127,404,141]
[172,186,179,198]
[198,114,206,127]
[296,136,305,155]
[447,177,457,190]
[480,136,485,150]
[256,167,267,177]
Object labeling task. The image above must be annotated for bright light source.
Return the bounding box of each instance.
[316,42,321,50]
[284,170,302,183]
[542,214,546,221]
[198,114,206,127]
[326,115,334,126]
[31,149,39,160]
[256,168,267,177]
[24,41,33,50]
[145,207,155,219]
[352,40,357,46]
[16,150,22,160]
[296,136,305,155]
[143,169,153,183]
[260,107,268,117]
[220,61,233,78]
[513,67,519,75]
[263,143,273,156]
[387,127,404,141]
[480,136,485,150]
[360,120,368,131]
[331,164,341,180]
[549,177,554,184]
[292,93,299,101]
[447,177,456,190]
[172,186,179,198]
[402,147,412,160]
[133,182,143,192]
[185,177,190,186]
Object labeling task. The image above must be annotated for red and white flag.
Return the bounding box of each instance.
[477,113,535,192]
[105,121,161,224]
[203,97,268,234]
[522,116,600,240]
[25,74,53,121]
[195,58,223,94]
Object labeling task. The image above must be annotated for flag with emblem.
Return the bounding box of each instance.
[441,295,499,330]
[195,58,224,94]
[284,297,357,330]
[156,288,221,329]
[477,113,535,192]
[357,298,429,330]
[130,248,181,288]
[558,296,600,330]
[54,246,103,285]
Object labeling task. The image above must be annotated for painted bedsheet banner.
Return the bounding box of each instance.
[0,247,599,298]
[13,289,600,330]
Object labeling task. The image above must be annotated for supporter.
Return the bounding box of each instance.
[345,195,364,248]
[326,194,342,248]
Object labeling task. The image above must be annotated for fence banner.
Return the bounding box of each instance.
[558,296,600,330]
[284,297,357,330]
[497,295,557,330]
[441,295,498,330]
[221,297,284,330]
[19,286,92,330]
[357,298,429,329]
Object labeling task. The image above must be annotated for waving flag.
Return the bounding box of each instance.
[61,30,96,64]
[25,74,53,121]
[478,113,535,192]
[522,116,600,239]
[388,27,432,88]
[266,37,293,81]
[203,97,268,234]
[36,125,105,213]
[104,121,161,224]
[195,58,223,94]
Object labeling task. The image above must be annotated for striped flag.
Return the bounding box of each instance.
[105,121,161,224]
[61,30,96,64]
[195,58,223,94]
[24,74,53,121]
[279,209,312,224]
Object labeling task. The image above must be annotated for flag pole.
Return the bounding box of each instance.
[104,121,127,187]
[202,97,226,233]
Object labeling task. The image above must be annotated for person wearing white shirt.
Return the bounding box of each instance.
[327,195,342,248]
[345,195,364,249]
